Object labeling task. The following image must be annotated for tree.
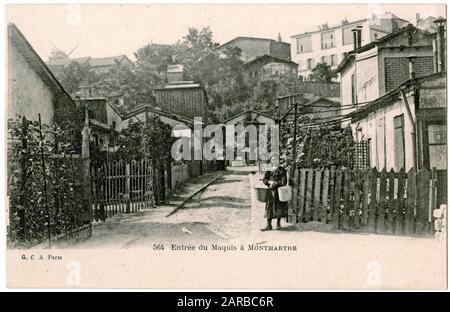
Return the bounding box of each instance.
[54,61,97,94]
[309,62,337,82]
[174,27,221,86]
[134,43,176,86]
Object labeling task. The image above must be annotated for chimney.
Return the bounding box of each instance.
[167,64,185,83]
[277,33,282,42]
[433,18,446,73]
[416,13,422,25]
[352,26,363,50]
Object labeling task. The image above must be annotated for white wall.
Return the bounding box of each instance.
[8,41,55,123]
[106,103,124,132]
[291,20,370,78]
[355,47,380,103]
[351,92,416,171]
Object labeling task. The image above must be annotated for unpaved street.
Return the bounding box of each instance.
[57,167,254,248]
[53,167,447,289]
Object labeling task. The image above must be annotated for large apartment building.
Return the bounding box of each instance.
[291,13,409,80]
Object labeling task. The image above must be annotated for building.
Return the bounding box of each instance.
[218,36,291,63]
[7,23,77,124]
[343,18,447,208]
[336,24,436,118]
[291,13,410,79]
[243,55,298,80]
[47,52,133,75]
[415,14,440,33]
[349,72,446,172]
[121,105,194,130]
[82,97,124,152]
[223,109,278,168]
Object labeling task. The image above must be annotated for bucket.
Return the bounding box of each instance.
[278,185,292,202]
[254,186,268,202]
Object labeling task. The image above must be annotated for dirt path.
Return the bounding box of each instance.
[56,167,254,248]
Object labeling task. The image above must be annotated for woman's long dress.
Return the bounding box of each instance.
[263,166,288,219]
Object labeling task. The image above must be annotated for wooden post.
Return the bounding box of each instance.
[395,168,405,234]
[321,168,330,222]
[416,167,431,235]
[289,169,299,223]
[125,163,131,213]
[333,168,343,229]
[387,169,396,234]
[292,102,298,173]
[405,168,416,234]
[353,170,361,229]
[313,169,321,221]
[342,169,351,230]
[305,168,314,221]
[81,108,93,228]
[377,168,387,233]
[367,168,378,233]
[361,170,369,229]
[38,114,51,247]
[298,169,306,222]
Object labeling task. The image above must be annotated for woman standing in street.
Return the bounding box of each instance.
[261,153,288,231]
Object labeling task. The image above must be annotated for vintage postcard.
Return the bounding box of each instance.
[3,2,448,289]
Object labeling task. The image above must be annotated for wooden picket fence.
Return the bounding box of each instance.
[91,158,155,222]
[289,167,439,235]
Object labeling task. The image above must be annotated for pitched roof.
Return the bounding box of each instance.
[47,54,131,68]
[243,54,298,67]
[89,55,130,67]
[223,109,277,124]
[303,97,340,108]
[336,24,431,73]
[219,36,289,48]
[8,23,75,104]
[122,105,194,126]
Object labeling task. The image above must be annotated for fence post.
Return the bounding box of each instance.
[416,167,431,235]
[125,163,131,213]
[81,108,93,229]
[405,168,416,234]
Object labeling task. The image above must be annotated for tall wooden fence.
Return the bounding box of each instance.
[91,159,155,222]
[289,167,440,235]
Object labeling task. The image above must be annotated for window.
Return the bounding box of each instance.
[307,58,314,70]
[428,124,447,170]
[394,115,405,171]
[296,36,312,54]
[321,30,335,49]
[331,54,338,66]
[351,73,357,105]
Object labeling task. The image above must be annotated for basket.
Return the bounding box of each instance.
[278,185,292,202]
[254,186,268,202]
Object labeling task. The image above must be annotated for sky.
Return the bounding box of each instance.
[5,3,446,62]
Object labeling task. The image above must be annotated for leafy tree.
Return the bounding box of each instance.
[280,115,354,170]
[134,43,176,86]
[174,27,221,86]
[112,116,174,163]
[54,61,97,94]
[309,62,337,82]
